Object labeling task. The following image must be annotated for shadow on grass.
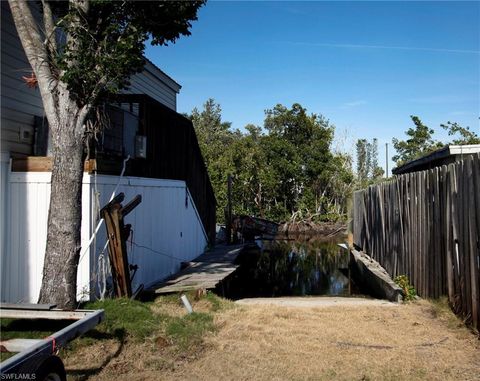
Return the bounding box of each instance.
[0,318,73,340]
[65,328,126,381]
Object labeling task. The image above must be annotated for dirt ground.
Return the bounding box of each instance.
[64,298,480,381]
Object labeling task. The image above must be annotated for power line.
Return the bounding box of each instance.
[130,241,185,262]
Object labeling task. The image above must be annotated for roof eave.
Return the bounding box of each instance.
[392,144,480,175]
[143,58,182,93]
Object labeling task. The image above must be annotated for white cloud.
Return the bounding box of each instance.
[341,100,367,108]
[408,95,472,104]
[283,41,480,55]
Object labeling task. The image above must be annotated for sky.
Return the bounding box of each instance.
[145,1,480,174]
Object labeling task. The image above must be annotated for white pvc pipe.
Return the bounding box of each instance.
[180,294,193,314]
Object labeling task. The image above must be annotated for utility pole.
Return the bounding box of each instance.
[385,143,389,178]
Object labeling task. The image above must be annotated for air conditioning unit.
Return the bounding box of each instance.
[135,135,147,159]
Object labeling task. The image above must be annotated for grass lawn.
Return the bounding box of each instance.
[61,291,231,380]
[3,294,478,380]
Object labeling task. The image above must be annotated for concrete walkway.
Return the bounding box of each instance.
[235,296,399,308]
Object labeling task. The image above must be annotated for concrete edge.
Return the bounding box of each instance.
[350,249,404,302]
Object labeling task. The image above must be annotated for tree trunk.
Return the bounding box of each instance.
[38,103,86,309]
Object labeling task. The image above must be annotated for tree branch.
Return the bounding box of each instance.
[8,0,58,124]
[42,0,57,53]
[8,0,47,70]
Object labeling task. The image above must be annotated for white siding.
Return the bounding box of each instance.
[1,2,180,158]
[85,175,207,294]
[0,154,11,299]
[1,172,92,303]
[1,2,43,157]
[1,172,207,303]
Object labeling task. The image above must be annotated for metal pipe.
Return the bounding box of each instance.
[0,309,104,375]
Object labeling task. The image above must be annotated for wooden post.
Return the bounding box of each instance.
[385,143,389,178]
[101,193,142,298]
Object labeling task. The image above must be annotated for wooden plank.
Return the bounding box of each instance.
[153,245,245,294]
[0,303,56,311]
[101,200,132,298]
[472,154,480,329]
[450,164,460,312]
[426,170,432,297]
[460,159,470,320]
[433,167,441,297]
[463,157,473,323]
[120,195,142,217]
[404,174,411,280]
[11,156,96,172]
[405,173,411,283]
[422,170,428,297]
[446,164,455,305]
[417,171,423,296]
[453,160,464,315]
[410,172,417,290]
[466,156,479,330]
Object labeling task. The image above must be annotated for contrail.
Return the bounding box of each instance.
[284,41,480,54]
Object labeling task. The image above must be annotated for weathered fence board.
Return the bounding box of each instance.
[353,153,480,331]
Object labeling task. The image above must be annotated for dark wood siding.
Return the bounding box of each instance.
[99,94,216,243]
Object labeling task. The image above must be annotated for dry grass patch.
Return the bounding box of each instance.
[158,299,479,381]
[62,292,230,380]
[63,297,479,381]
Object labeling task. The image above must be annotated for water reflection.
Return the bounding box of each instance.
[226,239,350,299]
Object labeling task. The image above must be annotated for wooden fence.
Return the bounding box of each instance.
[353,153,480,331]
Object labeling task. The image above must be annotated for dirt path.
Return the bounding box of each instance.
[69,298,480,381]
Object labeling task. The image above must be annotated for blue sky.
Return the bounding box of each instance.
[146,1,480,173]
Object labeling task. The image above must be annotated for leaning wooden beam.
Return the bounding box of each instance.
[100,193,142,298]
[101,203,132,297]
[121,195,142,217]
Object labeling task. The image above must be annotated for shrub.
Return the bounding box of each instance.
[394,275,417,301]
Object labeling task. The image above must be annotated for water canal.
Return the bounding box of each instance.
[224,237,357,299]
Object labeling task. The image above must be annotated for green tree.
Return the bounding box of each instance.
[228,125,271,218]
[392,115,443,166]
[356,138,384,187]
[190,101,354,224]
[356,139,369,184]
[441,121,480,144]
[8,0,205,308]
[188,99,237,222]
[263,104,351,221]
[190,99,233,165]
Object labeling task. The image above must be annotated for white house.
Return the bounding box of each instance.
[0,2,215,303]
